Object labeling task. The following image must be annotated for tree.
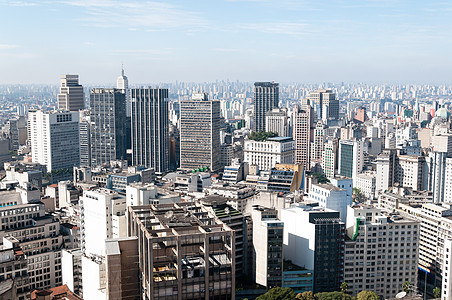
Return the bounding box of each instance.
[402,281,411,294]
[316,291,352,300]
[352,188,366,203]
[296,291,317,300]
[256,287,296,300]
[340,282,348,294]
[357,291,379,300]
[433,287,441,298]
[248,131,278,142]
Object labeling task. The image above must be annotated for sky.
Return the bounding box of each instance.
[0,0,452,84]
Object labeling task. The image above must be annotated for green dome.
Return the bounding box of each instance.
[435,107,450,119]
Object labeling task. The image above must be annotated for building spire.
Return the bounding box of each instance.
[121,64,124,77]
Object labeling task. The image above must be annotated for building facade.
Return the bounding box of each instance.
[131,88,169,174]
[254,82,279,132]
[180,93,221,172]
[293,105,314,169]
[89,88,127,167]
[57,75,84,111]
[128,202,235,300]
[344,204,419,299]
[29,110,80,172]
[244,137,295,171]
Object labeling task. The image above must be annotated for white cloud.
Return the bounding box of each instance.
[0,1,39,6]
[58,0,208,31]
[0,44,19,50]
[237,22,315,35]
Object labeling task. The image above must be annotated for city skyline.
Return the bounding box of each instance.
[1,0,452,84]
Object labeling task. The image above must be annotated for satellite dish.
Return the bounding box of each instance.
[395,291,406,299]
[224,207,230,215]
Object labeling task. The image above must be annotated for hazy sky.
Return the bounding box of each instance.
[1,0,451,84]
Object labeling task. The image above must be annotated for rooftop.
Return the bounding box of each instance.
[313,183,344,191]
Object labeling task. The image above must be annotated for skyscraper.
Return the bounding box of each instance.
[116,66,130,117]
[338,139,364,186]
[79,110,91,167]
[89,88,127,167]
[265,107,289,137]
[311,120,326,164]
[29,109,80,172]
[57,75,85,111]
[293,105,314,169]
[308,89,338,120]
[254,82,279,132]
[131,88,169,174]
[180,93,221,171]
[322,139,338,179]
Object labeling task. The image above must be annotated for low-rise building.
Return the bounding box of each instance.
[244,137,295,172]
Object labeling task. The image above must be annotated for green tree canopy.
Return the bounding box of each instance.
[256,287,296,300]
[316,291,352,300]
[340,282,349,294]
[433,287,441,298]
[357,290,379,300]
[248,131,279,142]
[296,291,317,300]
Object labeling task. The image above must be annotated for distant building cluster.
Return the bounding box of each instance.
[1,73,452,299]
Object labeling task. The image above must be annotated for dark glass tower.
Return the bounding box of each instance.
[131,88,169,174]
[89,88,127,167]
[254,82,279,132]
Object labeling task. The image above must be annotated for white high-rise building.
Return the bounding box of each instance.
[80,188,127,257]
[116,66,130,117]
[265,108,289,137]
[80,188,127,300]
[344,204,419,299]
[322,139,338,179]
[29,109,80,172]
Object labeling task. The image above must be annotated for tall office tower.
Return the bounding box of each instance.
[116,67,130,117]
[254,82,279,132]
[311,121,326,164]
[375,149,397,195]
[427,151,447,203]
[308,89,338,120]
[338,139,364,186]
[265,107,289,137]
[80,188,127,256]
[80,188,127,299]
[89,88,127,167]
[128,203,235,300]
[180,93,221,171]
[79,110,91,167]
[252,206,283,288]
[29,109,80,172]
[4,115,27,150]
[131,88,169,174]
[57,74,85,111]
[292,105,314,169]
[344,205,419,299]
[281,205,345,293]
[322,139,338,179]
